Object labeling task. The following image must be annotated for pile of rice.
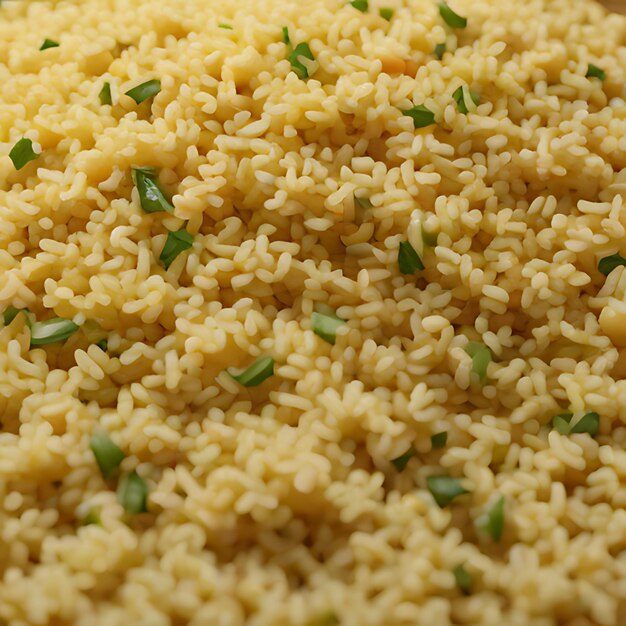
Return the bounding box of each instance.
[1,0,625,624]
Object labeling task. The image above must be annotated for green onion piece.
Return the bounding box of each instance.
[96,339,108,352]
[434,42,447,59]
[379,8,394,20]
[552,412,573,435]
[421,224,438,247]
[398,240,425,274]
[350,0,368,11]
[401,104,436,129]
[229,356,274,387]
[90,434,125,480]
[30,318,79,346]
[355,195,373,210]
[438,2,467,28]
[570,411,600,436]
[312,311,346,345]
[464,341,492,382]
[40,38,60,50]
[282,26,291,45]
[452,85,480,114]
[3,306,32,326]
[79,508,102,526]
[288,42,315,80]
[478,494,505,541]
[159,228,194,270]
[9,137,39,171]
[453,564,472,595]
[431,431,448,449]
[131,167,174,213]
[218,23,233,29]
[99,81,112,105]
[391,447,415,472]
[586,63,606,81]
[125,79,161,104]
[598,253,626,276]
[426,475,469,508]
[117,470,149,514]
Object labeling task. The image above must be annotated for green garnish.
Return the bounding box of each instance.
[79,508,102,526]
[30,318,79,346]
[434,42,447,59]
[379,8,394,20]
[9,137,39,170]
[96,339,108,351]
[401,104,436,128]
[551,411,574,435]
[426,475,469,507]
[354,195,373,210]
[99,81,112,105]
[586,63,606,81]
[431,432,448,448]
[90,433,125,480]
[125,79,161,104]
[464,341,491,382]
[452,85,480,114]
[229,356,274,387]
[288,42,315,80]
[282,26,291,45]
[40,38,60,50]
[598,253,626,276]
[312,311,345,345]
[453,564,472,595]
[552,411,600,437]
[3,306,32,326]
[117,470,149,514]
[159,228,194,270]
[131,167,174,213]
[391,447,415,472]
[398,240,424,274]
[421,224,438,247]
[478,495,505,541]
[350,0,368,11]
[218,23,233,29]
[438,2,467,28]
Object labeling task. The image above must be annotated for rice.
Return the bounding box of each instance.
[0,0,625,624]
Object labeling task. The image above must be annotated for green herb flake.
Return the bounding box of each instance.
[79,508,102,526]
[40,38,60,50]
[452,85,480,114]
[350,0,368,12]
[421,224,438,247]
[434,42,447,59]
[30,318,79,346]
[426,475,469,508]
[90,434,125,480]
[288,42,315,80]
[391,447,415,472]
[598,253,626,276]
[438,2,467,28]
[431,431,448,449]
[218,23,233,30]
[125,79,161,104]
[96,338,108,352]
[312,311,346,345]
[9,137,39,171]
[99,81,112,105]
[586,63,606,81]
[159,228,194,270]
[464,341,492,382]
[3,306,32,326]
[282,26,291,45]
[398,240,425,274]
[117,470,149,514]
[379,8,394,21]
[401,104,436,129]
[132,167,174,214]
[478,494,505,541]
[453,564,472,595]
[229,356,275,387]
[570,411,600,436]
[355,195,373,210]
[552,412,573,435]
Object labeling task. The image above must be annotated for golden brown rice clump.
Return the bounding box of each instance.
[1,0,626,624]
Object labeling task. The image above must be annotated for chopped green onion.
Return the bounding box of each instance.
[478,495,505,541]
[312,310,346,345]
[398,240,424,274]
[453,564,472,595]
[96,339,108,352]
[282,26,291,45]
[30,318,79,346]
[421,224,438,247]
[218,23,233,29]
[464,341,491,382]
[426,475,469,508]
[551,411,599,437]
[431,431,448,449]
[598,253,626,276]
[401,104,436,129]
[79,508,102,526]
[117,470,149,514]
[132,167,174,214]
[379,8,394,20]
[391,447,415,472]
[99,81,112,105]
[551,412,573,435]
[586,63,606,81]
[90,434,125,480]
[125,79,161,104]
[452,85,480,114]
[354,195,373,210]
[229,356,274,387]
[3,306,32,326]
[434,42,447,59]
[288,42,315,80]
[40,38,60,50]
[9,137,39,171]
[438,2,467,28]
[350,0,368,11]
[159,228,194,270]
